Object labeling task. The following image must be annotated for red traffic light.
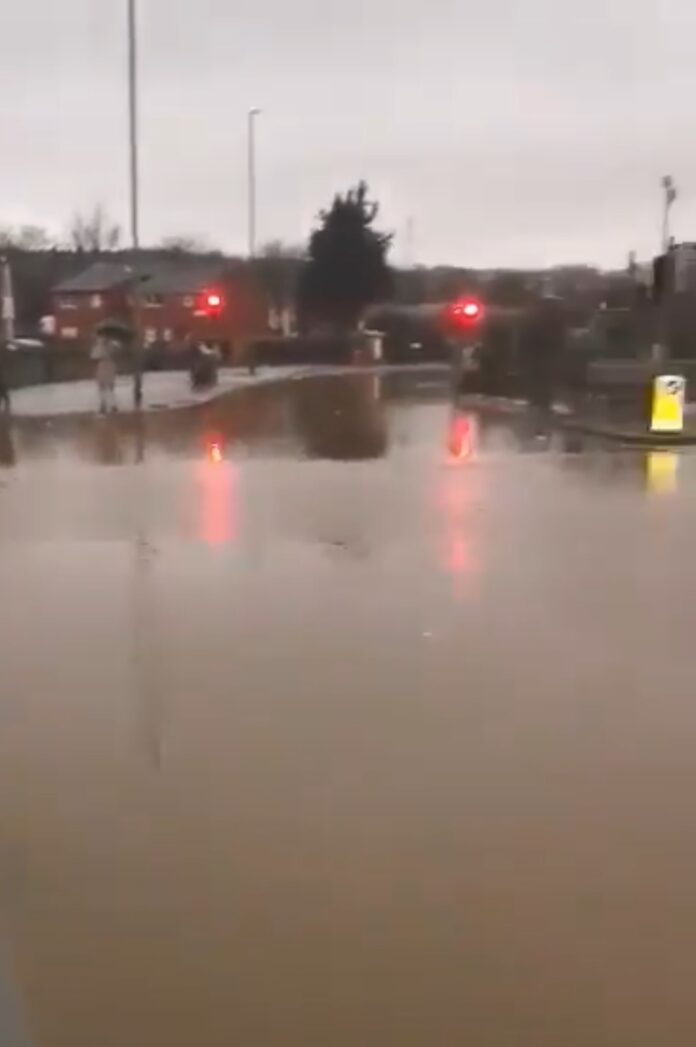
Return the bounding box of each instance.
[448,298,484,326]
[198,290,224,316]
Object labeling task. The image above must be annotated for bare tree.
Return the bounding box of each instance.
[260,239,304,261]
[256,240,304,312]
[69,205,122,252]
[0,225,54,250]
[159,235,218,254]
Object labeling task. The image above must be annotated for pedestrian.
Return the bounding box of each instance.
[520,295,567,413]
[0,344,10,414]
[91,334,118,414]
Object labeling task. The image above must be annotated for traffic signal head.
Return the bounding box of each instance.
[199,290,224,317]
[448,298,484,327]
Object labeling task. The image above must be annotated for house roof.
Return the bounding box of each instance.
[54,259,232,298]
[136,263,227,297]
[53,262,143,294]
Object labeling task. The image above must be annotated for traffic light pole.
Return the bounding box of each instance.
[248,108,261,258]
[128,0,140,252]
[128,0,143,408]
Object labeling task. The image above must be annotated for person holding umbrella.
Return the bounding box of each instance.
[92,320,131,414]
[91,333,118,413]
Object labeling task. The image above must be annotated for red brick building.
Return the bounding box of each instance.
[133,262,268,359]
[52,260,269,359]
[52,262,137,342]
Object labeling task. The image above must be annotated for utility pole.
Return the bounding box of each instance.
[655,176,678,366]
[128,0,140,250]
[661,175,677,253]
[248,108,261,257]
[404,216,415,268]
[128,0,143,407]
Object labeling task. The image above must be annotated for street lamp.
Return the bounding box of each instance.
[248,107,261,258]
[127,0,143,407]
[128,0,140,249]
[661,175,677,253]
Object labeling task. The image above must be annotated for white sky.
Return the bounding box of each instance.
[1,0,694,267]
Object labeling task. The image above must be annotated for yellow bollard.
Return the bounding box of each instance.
[650,375,686,434]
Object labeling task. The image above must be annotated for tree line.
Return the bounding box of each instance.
[2,185,629,333]
[0,205,213,253]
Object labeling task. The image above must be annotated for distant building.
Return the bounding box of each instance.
[52,262,139,342]
[51,259,270,358]
[669,242,696,294]
[132,262,268,358]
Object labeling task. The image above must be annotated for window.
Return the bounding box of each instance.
[145,294,164,307]
[60,327,78,339]
[90,294,103,309]
[183,296,194,308]
[60,297,77,310]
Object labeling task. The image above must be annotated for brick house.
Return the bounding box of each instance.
[133,262,268,360]
[51,259,270,359]
[52,262,140,343]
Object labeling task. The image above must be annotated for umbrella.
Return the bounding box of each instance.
[96,318,134,343]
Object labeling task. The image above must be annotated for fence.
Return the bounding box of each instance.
[6,346,94,389]
[5,343,193,390]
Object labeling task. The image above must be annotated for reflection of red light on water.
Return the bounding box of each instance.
[199,436,236,546]
[448,415,475,461]
[434,465,483,598]
[448,536,471,575]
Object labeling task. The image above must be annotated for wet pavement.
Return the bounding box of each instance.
[1,370,696,1046]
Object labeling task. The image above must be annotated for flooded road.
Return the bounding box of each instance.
[1,370,696,1047]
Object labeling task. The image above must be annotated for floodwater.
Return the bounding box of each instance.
[1,370,696,1047]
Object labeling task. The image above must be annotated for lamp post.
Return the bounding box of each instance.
[661,175,677,254]
[248,108,261,258]
[127,0,143,406]
[128,0,140,250]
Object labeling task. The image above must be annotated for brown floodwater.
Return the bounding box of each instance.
[1,371,696,1047]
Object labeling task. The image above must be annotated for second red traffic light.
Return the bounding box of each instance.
[449,298,484,326]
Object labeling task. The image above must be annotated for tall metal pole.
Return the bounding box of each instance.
[661,175,676,254]
[128,0,143,407]
[248,108,261,257]
[128,0,140,250]
[662,191,670,254]
[404,216,415,268]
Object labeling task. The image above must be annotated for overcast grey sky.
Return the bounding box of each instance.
[0,0,694,267]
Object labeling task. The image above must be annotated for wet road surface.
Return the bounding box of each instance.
[1,370,696,1046]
